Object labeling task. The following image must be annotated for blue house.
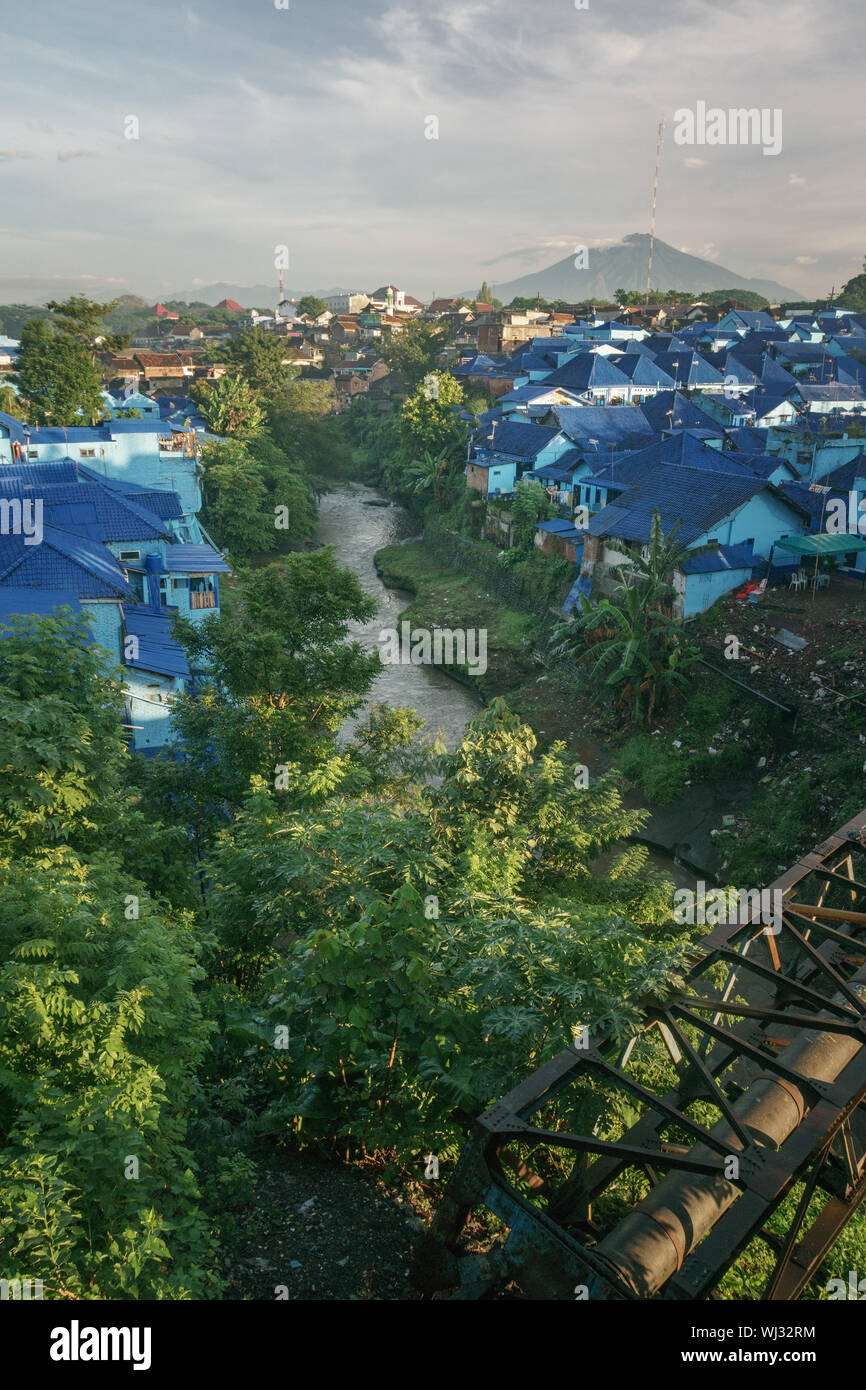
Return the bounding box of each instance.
[580,463,809,617]
[466,422,572,497]
[542,353,633,403]
[0,411,205,515]
[0,409,230,750]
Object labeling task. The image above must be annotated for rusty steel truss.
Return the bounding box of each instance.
[413,810,866,1300]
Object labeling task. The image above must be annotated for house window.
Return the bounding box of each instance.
[189,575,216,610]
[126,571,146,602]
[79,448,96,459]
[27,449,38,460]
[118,549,141,563]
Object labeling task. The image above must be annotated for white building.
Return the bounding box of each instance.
[322,291,371,315]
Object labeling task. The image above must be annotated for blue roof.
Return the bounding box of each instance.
[778,481,829,526]
[23,425,112,445]
[651,352,725,387]
[530,448,585,481]
[608,354,677,387]
[157,396,196,417]
[76,466,185,519]
[822,451,866,490]
[587,434,757,490]
[553,405,656,450]
[0,459,82,487]
[123,604,191,678]
[473,422,562,461]
[543,353,632,391]
[163,543,230,573]
[0,523,137,599]
[0,585,89,634]
[0,481,170,542]
[726,427,769,453]
[586,465,793,545]
[639,391,723,434]
[535,518,583,540]
[680,542,756,574]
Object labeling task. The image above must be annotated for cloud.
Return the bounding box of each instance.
[794,255,818,265]
[57,148,100,162]
[789,172,807,185]
[680,242,720,261]
[0,150,37,161]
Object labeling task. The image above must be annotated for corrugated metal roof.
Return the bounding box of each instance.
[123,603,191,678]
[163,543,230,573]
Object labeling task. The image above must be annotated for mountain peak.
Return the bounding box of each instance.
[489,234,802,304]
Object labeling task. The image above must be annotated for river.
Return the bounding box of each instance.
[316,482,482,746]
[317,484,705,889]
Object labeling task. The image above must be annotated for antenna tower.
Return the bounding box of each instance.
[646,119,665,304]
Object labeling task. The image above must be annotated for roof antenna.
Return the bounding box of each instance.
[646,118,665,305]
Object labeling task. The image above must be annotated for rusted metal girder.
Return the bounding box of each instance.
[412,810,866,1300]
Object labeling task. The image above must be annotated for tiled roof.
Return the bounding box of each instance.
[586,465,788,545]
[553,405,656,450]
[543,353,632,391]
[2,481,169,542]
[0,523,137,599]
[0,585,89,632]
[473,422,562,460]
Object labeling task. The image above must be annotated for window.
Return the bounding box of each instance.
[126,571,146,602]
[28,449,37,460]
[118,549,141,563]
[79,448,96,459]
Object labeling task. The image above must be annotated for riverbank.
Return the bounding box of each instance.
[372,528,866,883]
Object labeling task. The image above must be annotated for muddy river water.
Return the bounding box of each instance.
[317,483,707,889]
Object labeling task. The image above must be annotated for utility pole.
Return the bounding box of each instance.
[646,119,665,305]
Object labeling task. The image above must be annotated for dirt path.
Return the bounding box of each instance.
[223,1151,425,1301]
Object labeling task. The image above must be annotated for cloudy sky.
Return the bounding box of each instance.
[1,0,863,303]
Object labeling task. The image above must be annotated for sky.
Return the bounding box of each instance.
[0,0,863,303]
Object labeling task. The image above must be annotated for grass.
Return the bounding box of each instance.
[374,540,541,697]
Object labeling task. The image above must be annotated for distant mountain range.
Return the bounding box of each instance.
[0,238,804,312]
[486,234,803,305]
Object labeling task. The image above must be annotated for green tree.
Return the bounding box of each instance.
[201,699,684,1158]
[12,319,104,426]
[400,371,466,458]
[198,439,272,558]
[219,328,298,394]
[405,449,452,506]
[192,374,265,438]
[551,515,698,725]
[167,553,379,822]
[510,478,555,546]
[378,318,447,386]
[44,295,122,349]
[297,295,327,319]
[839,256,866,313]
